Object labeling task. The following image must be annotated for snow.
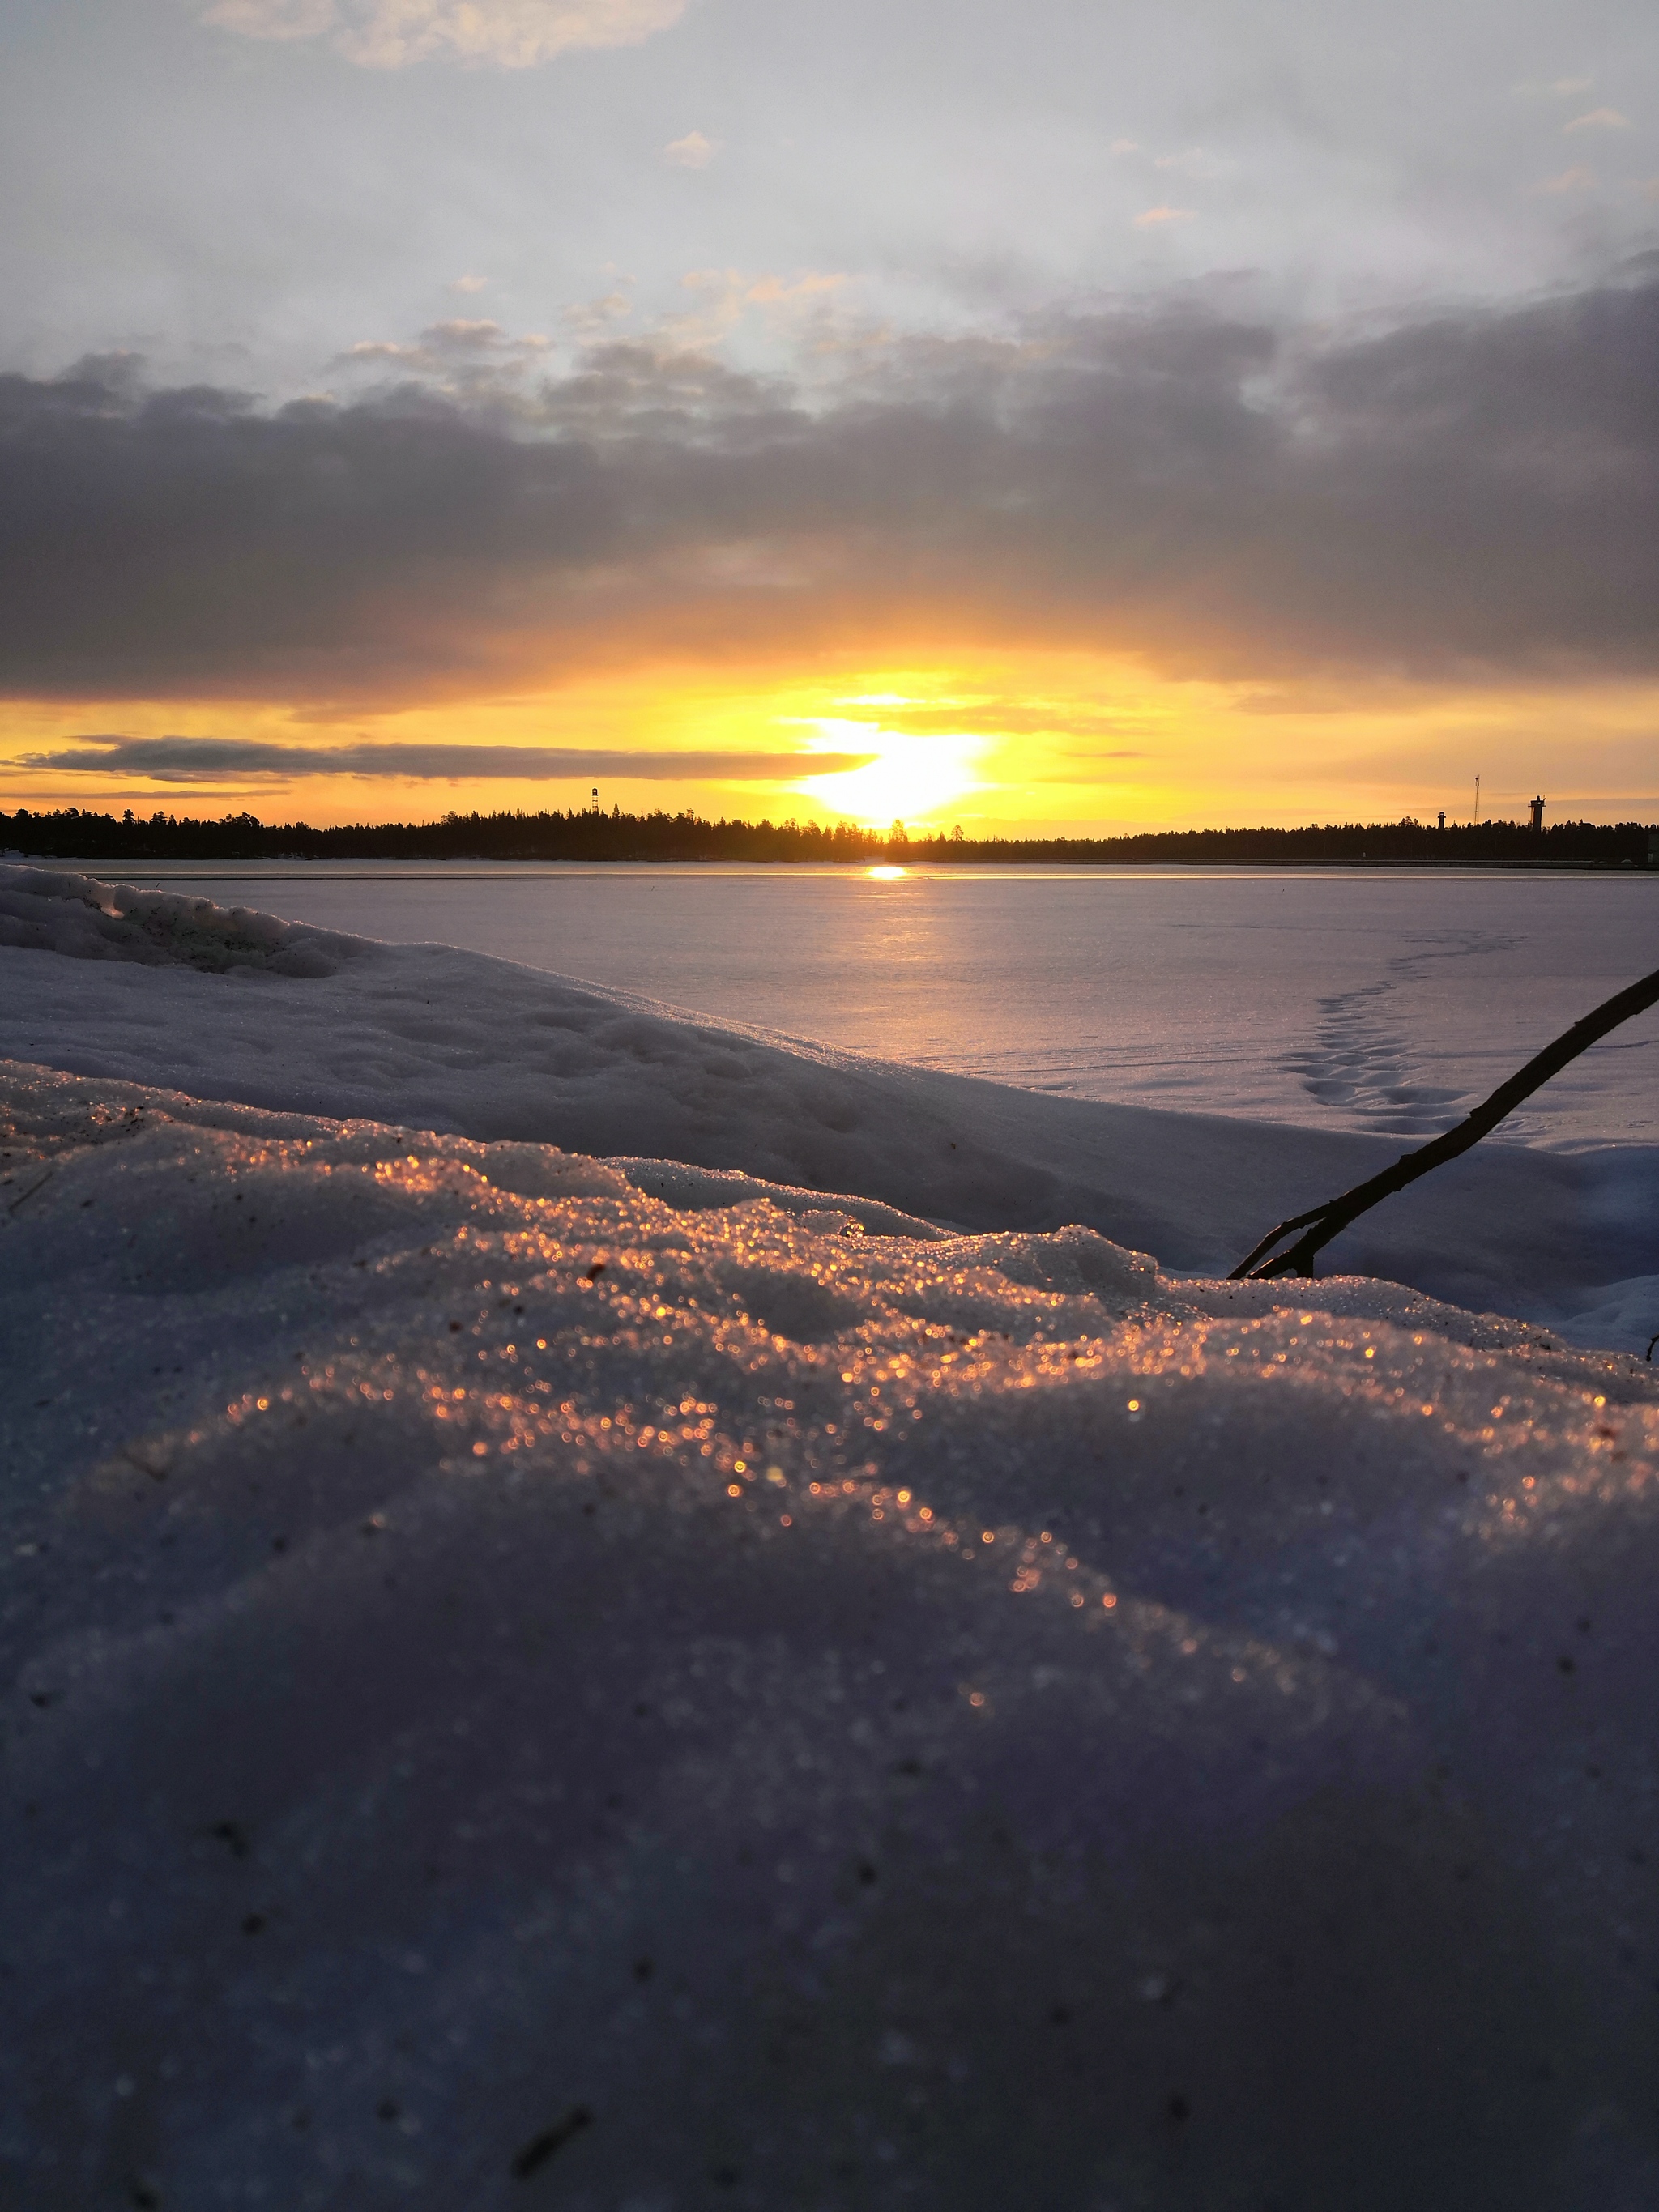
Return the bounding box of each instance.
[4,864,1659,2204]
[71,855,1659,1144]
[2,864,1657,1349]
[4,1059,1659,2206]
[0,863,355,977]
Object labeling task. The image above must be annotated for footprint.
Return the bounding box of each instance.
[1286,931,1520,1135]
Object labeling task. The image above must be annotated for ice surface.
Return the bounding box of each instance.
[2,864,1656,1350]
[64,855,1659,1144]
[2,1059,1657,2209]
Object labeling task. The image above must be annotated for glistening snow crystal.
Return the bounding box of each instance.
[2,1062,1657,2208]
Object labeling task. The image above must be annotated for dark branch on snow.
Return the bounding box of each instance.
[1231,965,1659,1281]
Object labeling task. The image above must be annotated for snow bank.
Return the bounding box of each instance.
[3,1060,1658,2208]
[2,865,1655,1349]
[0,863,358,977]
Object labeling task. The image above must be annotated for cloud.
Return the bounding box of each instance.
[1537,165,1597,194]
[1564,108,1631,132]
[1132,206,1196,228]
[200,0,335,37]
[423,318,509,347]
[335,318,552,394]
[662,130,716,169]
[1024,752,1149,782]
[1152,148,1229,180]
[448,275,489,296]
[2,271,1656,704]
[198,0,685,70]
[18,738,875,784]
[564,289,634,338]
[864,704,1142,739]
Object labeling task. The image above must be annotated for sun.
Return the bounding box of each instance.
[789,720,984,826]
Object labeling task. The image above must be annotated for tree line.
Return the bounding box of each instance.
[2,804,1654,868]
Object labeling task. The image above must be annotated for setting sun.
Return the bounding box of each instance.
[790,718,986,826]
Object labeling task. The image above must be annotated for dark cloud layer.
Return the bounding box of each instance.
[21,737,872,783]
[2,270,1655,701]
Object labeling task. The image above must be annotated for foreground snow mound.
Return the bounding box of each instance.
[0,861,355,975]
[3,1064,1657,2211]
[3,866,1657,1346]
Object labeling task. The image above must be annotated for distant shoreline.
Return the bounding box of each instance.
[9,854,1657,879]
[6,803,1657,872]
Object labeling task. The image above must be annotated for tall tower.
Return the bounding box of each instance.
[1530,795,1546,833]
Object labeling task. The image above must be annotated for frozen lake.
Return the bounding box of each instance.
[97,861,1659,1147]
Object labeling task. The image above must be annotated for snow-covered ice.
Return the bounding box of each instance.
[3,865,1659,2206]
[2,864,1656,1348]
[72,855,1659,1144]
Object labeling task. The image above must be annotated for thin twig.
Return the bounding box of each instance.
[5,1167,55,1218]
[1230,964,1659,1281]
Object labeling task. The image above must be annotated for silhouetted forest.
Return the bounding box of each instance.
[3,804,1655,868]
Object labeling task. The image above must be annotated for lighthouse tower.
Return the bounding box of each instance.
[1529,795,1546,833]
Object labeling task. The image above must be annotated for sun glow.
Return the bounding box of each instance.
[8,653,1659,832]
[790,719,986,827]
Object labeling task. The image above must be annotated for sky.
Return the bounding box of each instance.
[0,0,1655,832]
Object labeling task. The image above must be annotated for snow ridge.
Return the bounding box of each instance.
[2,1063,1657,2206]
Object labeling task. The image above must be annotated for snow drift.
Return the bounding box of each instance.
[0,863,356,976]
[3,1061,1658,2209]
[2,864,1655,1347]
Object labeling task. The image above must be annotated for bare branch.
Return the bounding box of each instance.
[1230,964,1659,1281]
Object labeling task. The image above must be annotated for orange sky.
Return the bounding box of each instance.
[6,652,1657,831]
